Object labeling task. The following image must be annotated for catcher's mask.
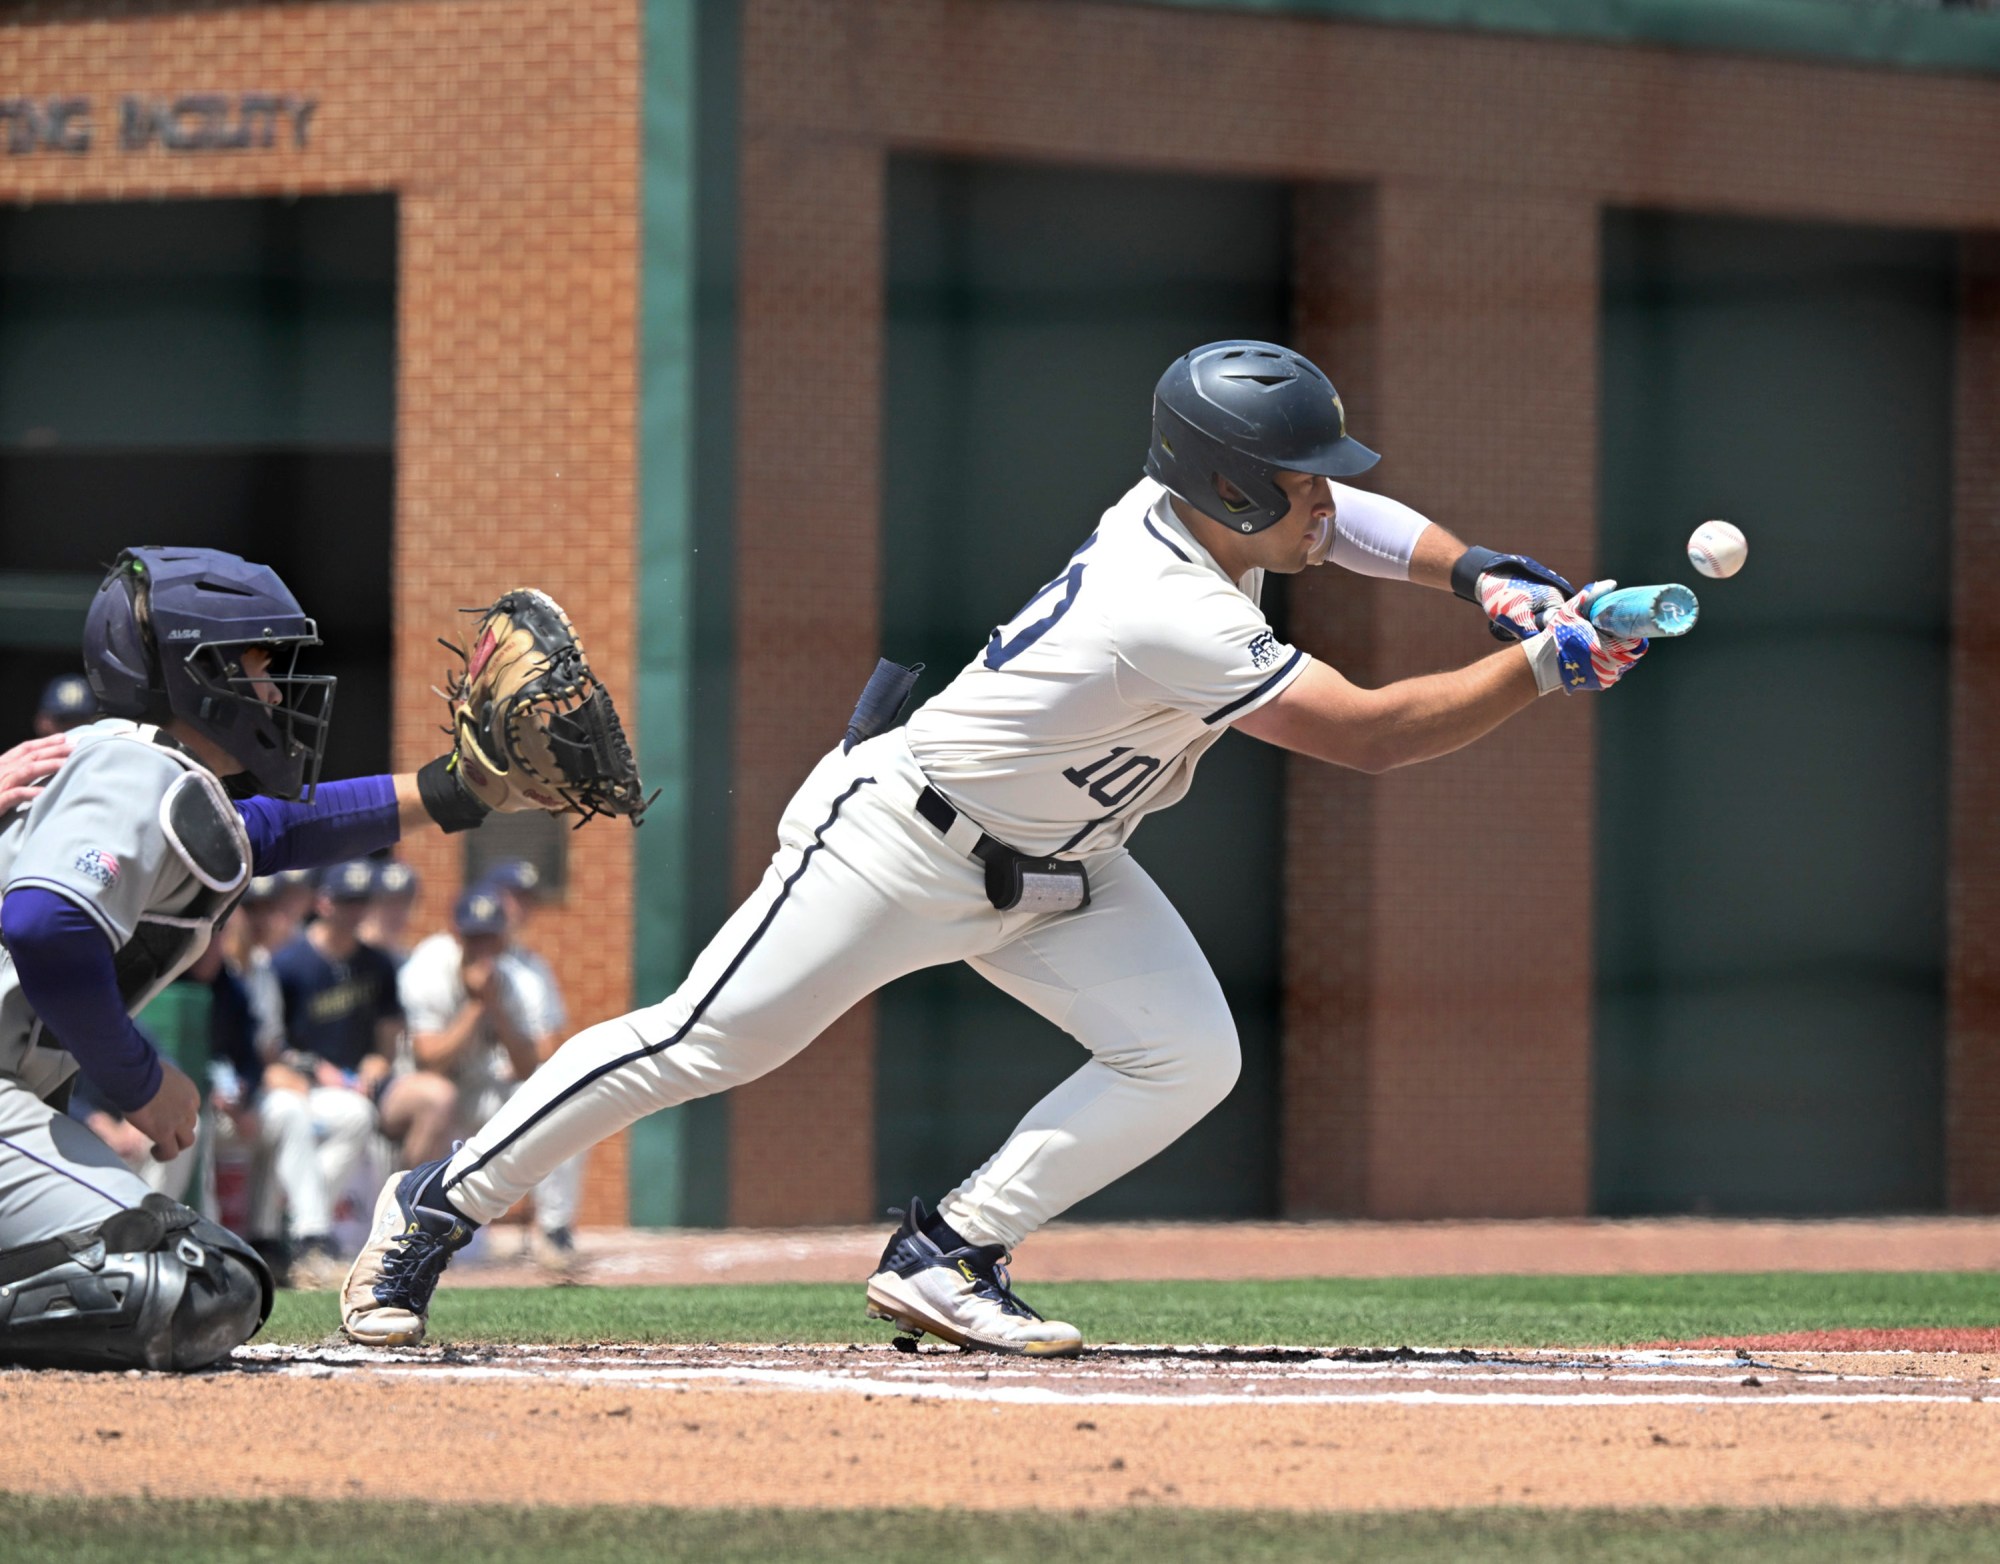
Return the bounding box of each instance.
[83,547,337,801]
[1145,341,1378,533]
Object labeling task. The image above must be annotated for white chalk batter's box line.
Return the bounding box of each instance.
[232,1347,1999,1408]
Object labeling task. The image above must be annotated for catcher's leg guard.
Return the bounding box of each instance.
[0,1194,273,1371]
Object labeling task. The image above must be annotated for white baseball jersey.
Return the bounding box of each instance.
[904,478,1309,858]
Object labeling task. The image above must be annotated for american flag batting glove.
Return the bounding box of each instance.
[1529,580,1648,694]
[1475,568,1569,642]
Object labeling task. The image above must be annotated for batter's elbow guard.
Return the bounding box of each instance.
[0,1195,273,1372]
[1450,546,1575,604]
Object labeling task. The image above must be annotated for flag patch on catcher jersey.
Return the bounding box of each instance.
[73,848,120,887]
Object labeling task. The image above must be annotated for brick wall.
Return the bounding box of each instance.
[0,0,643,1226]
[726,131,884,1225]
[737,0,2000,1218]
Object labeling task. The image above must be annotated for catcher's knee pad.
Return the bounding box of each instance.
[0,1194,274,1372]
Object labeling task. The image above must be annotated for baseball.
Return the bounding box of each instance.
[1688,520,1747,579]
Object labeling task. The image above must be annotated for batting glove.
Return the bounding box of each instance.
[1525,580,1648,695]
[1477,567,1572,642]
[1451,547,1576,642]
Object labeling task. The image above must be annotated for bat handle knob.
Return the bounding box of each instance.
[1589,583,1700,639]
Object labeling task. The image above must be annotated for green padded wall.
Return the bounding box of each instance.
[0,195,394,777]
[628,0,738,1226]
[1595,211,1953,1214]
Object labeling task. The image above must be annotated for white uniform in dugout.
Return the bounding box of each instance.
[427,477,1426,1247]
[341,338,1649,1353]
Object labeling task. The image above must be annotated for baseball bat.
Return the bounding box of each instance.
[1587,583,1699,639]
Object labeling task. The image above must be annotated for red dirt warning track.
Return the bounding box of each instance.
[455,1214,2000,1289]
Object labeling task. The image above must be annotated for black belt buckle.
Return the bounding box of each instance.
[917,786,1089,914]
[981,847,1090,914]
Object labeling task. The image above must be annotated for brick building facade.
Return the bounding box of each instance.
[4,0,1998,1225]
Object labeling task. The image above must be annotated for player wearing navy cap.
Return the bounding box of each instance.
[261,862,448,1286]
[358,860,420,965]
[397,884,583,1271]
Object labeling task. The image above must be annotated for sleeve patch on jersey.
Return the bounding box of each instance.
[160,770,250,894]
[1248,631,1281,669]
[72,849,120,888]
[1204,647,1306,725]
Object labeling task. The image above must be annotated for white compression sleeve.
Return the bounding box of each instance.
[1325,483,1433,580]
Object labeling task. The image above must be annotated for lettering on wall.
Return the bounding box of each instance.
[0,95,318,156]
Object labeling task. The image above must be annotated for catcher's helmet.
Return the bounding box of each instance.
[1145,341,1378,533]
[82,547,336,800]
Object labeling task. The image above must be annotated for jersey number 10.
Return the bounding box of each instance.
[1062,746,1162,808]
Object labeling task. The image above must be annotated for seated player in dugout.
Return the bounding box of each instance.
[0,549,634,1372]
[342,340,1651,1356]
[269,860,452,1170]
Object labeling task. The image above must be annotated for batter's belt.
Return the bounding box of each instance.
[913,785,1090,915]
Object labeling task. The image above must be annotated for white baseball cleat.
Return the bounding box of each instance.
[339,1159,474,1347]
[864,1198,1083,1357]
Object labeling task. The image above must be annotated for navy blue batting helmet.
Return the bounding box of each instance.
[1145,341,1378,534]
[82,547,336,800]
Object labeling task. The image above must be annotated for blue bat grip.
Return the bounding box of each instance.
[1588,584,1699,639]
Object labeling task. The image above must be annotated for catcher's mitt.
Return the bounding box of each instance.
[441,589,653,826]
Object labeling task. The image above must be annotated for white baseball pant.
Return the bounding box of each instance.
[439,730,1241,1251]
[459,1080,585,1236]
[252,1086,378,1240]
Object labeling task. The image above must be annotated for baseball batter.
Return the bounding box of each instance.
[0,549,637,1371]
[342,341,1647,1355]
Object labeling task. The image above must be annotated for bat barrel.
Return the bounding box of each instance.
[1588,583,1699,639]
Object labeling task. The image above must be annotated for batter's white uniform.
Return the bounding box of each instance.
[437,478,1430,1246]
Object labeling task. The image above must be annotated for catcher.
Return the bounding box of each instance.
[0,547,641,1371]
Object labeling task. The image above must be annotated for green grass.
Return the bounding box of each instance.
[263,1271,2000,1350]
[12,1499,2000,1563]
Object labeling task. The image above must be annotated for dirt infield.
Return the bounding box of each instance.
[7,1341,2000,1512]
[7,1219,1995,1515]
[1675,1330,2000,1353]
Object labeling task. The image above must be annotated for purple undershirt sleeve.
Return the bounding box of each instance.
[0,887,162,1113]
[236,774,402,876]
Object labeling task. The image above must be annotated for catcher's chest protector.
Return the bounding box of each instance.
[0,722,249,1101]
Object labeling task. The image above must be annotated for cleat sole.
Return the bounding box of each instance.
[343,1318,427,1348]
[864,1279,1082,1359]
